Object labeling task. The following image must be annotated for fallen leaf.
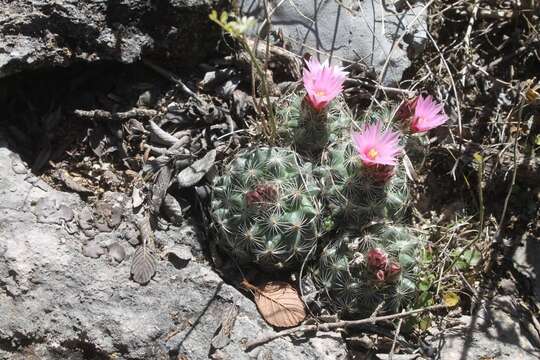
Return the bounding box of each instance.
[151,166,173,213]
[131,245,157,285]
[149,120,180,146]
[162,194,183,225]
[57,170,93,193]
[177,149,216,187]
[443,291,460,307]
[243,280,305,328]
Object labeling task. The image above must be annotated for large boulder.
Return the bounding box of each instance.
[0,0,225,78]
[242,0,427,85]
[0,132,347,359]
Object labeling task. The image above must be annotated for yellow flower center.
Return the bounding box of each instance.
[315,90,326,97]
[367,148,379,160]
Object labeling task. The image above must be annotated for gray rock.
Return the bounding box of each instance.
[82,242,106,259]
[0,0,224,78]
[428,295,540,359]
[108,242,127,263]
[0,137,347,359]
[513,234,540,308]
[242,0,427,85]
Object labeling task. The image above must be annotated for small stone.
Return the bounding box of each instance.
[82,242,105,258]
[11,157,27,174]
[108,242,126,263]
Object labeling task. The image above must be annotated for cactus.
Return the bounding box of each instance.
[317,140,409,230]
[211,147,323,269]
[312,224,421,314]
[277,93,353,156]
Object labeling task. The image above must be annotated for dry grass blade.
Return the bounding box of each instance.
[243,280,306,328]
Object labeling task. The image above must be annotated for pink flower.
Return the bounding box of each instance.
[410,95,448,133]
[375,270,386,282]
[386,261,401,281]
[302,58,347,111]
[367,248,388,271]
[352,122,402,167]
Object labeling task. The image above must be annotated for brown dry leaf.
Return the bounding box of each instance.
[245,280,305,328]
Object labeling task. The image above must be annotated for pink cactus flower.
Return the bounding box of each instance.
[302,58,347,112]
[367,248,388,271]
[386,261,401,281]
[410,95,448,133]
[375,270,386,282]
[352,122,402,167]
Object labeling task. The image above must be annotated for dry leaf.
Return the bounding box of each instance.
[162,194,183,225]
[443,291,460,307]
[131,245,157,284]
[149,120,180,146]
[177,149,216,187]
[244,280,305,328]
[151,166,172,213]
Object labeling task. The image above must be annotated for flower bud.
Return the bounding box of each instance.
[386,261,401,282]
[367,248,388,271]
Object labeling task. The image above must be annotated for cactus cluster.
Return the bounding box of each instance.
[209,57,448,314]
[211,147,322,269]
[312,224,421,314]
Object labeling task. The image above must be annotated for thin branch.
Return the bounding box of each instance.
[73,108,157,121]
[389,312,405,360]
[494,101,523,243]
[142,59,201,102]
[246,303,448,350]
[346,78,416,96]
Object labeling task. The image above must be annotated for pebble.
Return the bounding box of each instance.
[82,242,105,258]
[108,242,126,263]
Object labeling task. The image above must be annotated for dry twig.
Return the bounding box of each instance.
[73,108,158,121]
[246,303,448,349]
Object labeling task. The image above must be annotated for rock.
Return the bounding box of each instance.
[513,234,540,308]
[82,242,106,259]
[0,0,225,78]
[108,242,127,263]
[242,0,427,85]
[0,136,348,359]
[428,295,540,359]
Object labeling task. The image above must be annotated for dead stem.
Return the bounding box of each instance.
[73,108,157,121]
[245,304,448,350]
